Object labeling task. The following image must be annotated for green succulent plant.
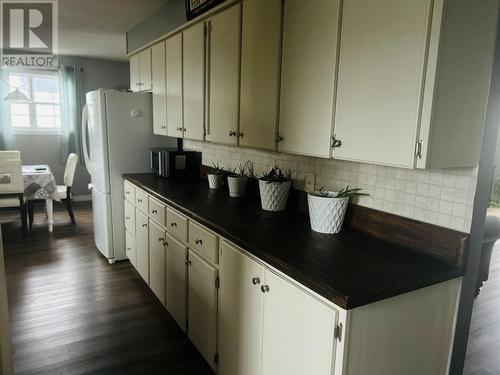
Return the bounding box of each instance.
[230,160,254,178]
[208,162,227,175]
[314,185,369,198]
[260,163,292,183]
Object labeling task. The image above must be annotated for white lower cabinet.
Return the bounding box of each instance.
[261,271,337,375]
[125,230,136,268]
[219,240,338,375]
[135,209,150,283]
[149,220,166,306]
[188,250,218,370]
[165,233,188,332]
[219,241,266,375]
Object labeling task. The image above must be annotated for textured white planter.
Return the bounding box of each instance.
[227,176,248,197]
[259,180,292,211]
[308,192,349,234]
[208,173,224,189]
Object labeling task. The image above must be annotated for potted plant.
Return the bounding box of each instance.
[258,164,293,211]
[308,186,368,234]
[227,161,254,198]
[207,162,226,189]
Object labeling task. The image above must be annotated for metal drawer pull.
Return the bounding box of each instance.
[142,223,147,228]
[170,222,177,227]
[252,277,260,285]
[158,237,164,242]
[151,209,158,214]
[125,191,130,194]
[194,239,203,245]
[125,216,130,220]
[261,285,270,293]
[137,199,143,203]
[127,247,131,251]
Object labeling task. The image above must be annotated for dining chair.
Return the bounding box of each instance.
[28,153,79,227]
[0,151,27,231]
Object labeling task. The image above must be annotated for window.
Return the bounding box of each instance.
[8,72,61,133]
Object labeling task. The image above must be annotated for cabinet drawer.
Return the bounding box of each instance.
[166,207,188,242]
[124,199,135,236]
[135,188,149,213]
[126,230,137,268]
[149,197,166,226]
[189,221,218,264]
[124,180,135,203]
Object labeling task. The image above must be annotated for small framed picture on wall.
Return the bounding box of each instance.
[185,0,226,21]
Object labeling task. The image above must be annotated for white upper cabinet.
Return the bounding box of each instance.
[129,54,140,92]
[334,0,433,168]
[183,22,206,141]
[239,0,282,151]
[278,0,341,158]
[152,42,167,136]
[166,33,184,139]
[206,4,241,145]
[139,48,152,92]
[333,0,498,169]
[130,48,153,93]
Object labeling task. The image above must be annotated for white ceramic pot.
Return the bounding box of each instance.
[308,192,349,234]
[258,180,292,211]
[208,173,224,189]
[227,176,248,197]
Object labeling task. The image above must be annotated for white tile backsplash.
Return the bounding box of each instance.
[184,140,478,233]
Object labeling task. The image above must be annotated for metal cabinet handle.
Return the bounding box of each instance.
[137,199,143,203]
[261,285,270,293]
[187,260,192,266]
[158,237,164,242]
[229,131,236,136]
[161,125,166,129]
[151,209,158,214]
[125,216,130,220]
[125,191,130,195]
[195,239,203,245]
[176,127,182,131]
[142,223,147,228]
[127,247,131,251]
[252,277,261,285]
[170,222,177,227]
[237,132,244,138]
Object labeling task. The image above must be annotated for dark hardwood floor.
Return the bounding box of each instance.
[465,240,500,375]
[0,202,213,375]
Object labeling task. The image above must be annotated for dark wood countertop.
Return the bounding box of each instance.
[123,173,465,310]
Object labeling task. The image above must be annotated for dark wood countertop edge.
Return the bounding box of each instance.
[123,174,465,310]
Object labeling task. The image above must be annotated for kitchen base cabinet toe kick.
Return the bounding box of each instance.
[123,178,461,374]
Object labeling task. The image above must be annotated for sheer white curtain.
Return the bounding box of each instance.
[59,65,84,163]
[0,69,12,150]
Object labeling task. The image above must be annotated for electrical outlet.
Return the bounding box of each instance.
[305,173,316,193]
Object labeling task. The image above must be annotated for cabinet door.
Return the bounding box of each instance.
[135,209,150,283]
[165,233,188,332]
[125,230,137,268]
[129,54,141,92]
[219,241,265,375]
[152,42,167,135]
[183,23,205,141]
[166,33,184,138]
[206,5,241,145]
[261,271,337,375]
[278,0,340,158]
[334,0,432,168]
[239,0,281,151]
[149,220,166,306]
[188,250,218,370]
[139,48,152,91]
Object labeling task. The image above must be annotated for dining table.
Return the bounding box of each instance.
[22,165,59,232]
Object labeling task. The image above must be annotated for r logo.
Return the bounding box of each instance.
[1,1,54,54]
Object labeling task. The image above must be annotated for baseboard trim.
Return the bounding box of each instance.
[73,195,92,202]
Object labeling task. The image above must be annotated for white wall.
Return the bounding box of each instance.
[184,140,477,233]
[11,55,130,196]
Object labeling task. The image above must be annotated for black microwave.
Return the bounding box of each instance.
[150,148,201,178]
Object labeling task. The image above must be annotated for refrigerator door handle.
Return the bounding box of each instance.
[81,103,92,175]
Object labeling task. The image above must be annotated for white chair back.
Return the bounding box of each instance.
[63,153,78,187]
[0,151,21,161]
[0,152,22,194]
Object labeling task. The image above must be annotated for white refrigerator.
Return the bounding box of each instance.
[82,89,175,263]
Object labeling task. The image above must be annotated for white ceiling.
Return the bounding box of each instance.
[58,0,168,61]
